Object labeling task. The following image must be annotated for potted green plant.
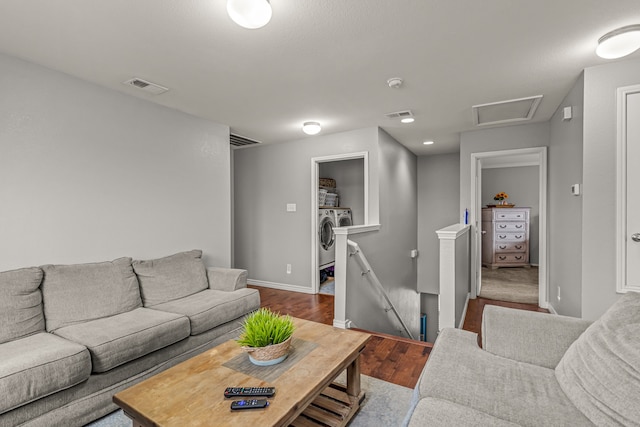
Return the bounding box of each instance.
[237,308,295,366]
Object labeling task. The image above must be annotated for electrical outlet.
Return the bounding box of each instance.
[557,286,561,301]
[286,264,292,274]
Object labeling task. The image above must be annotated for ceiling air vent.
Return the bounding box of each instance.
[472,95,543,126]
[384,110,413,119]
[122,78,169,95]
[230,133,262,148]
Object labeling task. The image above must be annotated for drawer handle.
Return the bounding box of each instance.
[515,235,522,239]
[499,256,506,260]
[515,245,523,250]
[499,224,507,228]
[498,235,507,239]
[516,225,523,229]
[499,245,507,249]
[515,256,523,260]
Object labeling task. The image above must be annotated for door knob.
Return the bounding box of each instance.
[632,233,640,242]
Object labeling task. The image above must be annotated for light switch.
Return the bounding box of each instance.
[571,184,581,196]
[286,203,297,212]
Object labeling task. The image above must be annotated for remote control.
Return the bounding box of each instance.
[224,387,275,398]
[230,399,269,410]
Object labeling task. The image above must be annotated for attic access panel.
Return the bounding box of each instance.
[472,95,543,126]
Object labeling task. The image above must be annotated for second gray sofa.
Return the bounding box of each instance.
[0,250,260,427]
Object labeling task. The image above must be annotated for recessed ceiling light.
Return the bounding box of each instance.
[423,140,434,145]
[302,121,321,135]
[401,117,415,124]
[596,24,640,59]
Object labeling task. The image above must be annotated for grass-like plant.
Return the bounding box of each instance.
[237,308,295,348]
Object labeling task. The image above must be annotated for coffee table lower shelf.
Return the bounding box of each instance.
[290,382,365,427]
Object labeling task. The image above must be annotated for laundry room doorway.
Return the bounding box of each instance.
[311,152,368,294]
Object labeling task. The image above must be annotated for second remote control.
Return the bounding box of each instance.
[224,387,275,398]
[230,399,269,410]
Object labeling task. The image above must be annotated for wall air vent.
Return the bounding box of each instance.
[384,110,413,119]
[472,95,542,126]
[230,133,262,148]
[122,78,169,95]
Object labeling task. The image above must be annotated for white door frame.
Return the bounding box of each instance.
[470,147,548,308]
[311,152,369,293]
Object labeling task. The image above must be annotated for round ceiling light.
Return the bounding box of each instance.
[227,0,272,29]
[302,122,322,135]
[423,140,434,145]
[596,25,640,59]
[401,117,415,124]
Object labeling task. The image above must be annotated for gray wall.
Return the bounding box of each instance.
[319,159,365,225]
[234,127,379,289]
[346,129,419,337]
[581,58,640,320]
[417,153,460,295]
[548,73,584,317]
[0,53,232,270]
[482,166,540,264]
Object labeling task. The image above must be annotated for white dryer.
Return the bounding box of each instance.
[318,209,336,269]
[333,208,353,227]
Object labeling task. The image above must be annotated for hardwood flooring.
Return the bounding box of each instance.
[250,286,548,389]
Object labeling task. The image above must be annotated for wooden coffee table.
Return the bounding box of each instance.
[113,317,371,427]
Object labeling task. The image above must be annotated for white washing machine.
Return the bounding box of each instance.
[333,208,353,227]
[318,209,336,269]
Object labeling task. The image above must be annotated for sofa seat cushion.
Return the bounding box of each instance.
[41,257,142,332]
[407,397,519,427]
[133,250,209,307]
[150,288,260,335]
[0,267,45,344]
[556,291,640,426]
[0,332,90,414]
[54,307,190,373]
[419,328,593,427]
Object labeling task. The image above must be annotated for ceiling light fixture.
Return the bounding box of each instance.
[401,117,415,124]
[423,140,434,145]
[227,0,272,29]
[596,25,640,59]
[387,77,403,89]
[302,122,321,135]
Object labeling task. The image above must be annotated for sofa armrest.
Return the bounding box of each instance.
[481,305,591,369]
[206,267,248,292]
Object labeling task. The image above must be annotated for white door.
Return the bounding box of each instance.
[618,87,640,292]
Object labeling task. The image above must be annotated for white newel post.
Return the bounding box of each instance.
[333,229,349,329]
[436,224,471,332]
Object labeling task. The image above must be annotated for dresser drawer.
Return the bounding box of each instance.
[495,232,526,242]
[495,253,528,263]
[495,222,526,232]
[495,210,528,221]
[495,242,526,253]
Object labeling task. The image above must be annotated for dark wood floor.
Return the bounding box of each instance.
[250,285,547,389]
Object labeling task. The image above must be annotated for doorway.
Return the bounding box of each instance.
[470,147,548,308]
[311,152,369,294]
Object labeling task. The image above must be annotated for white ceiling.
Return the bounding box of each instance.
[1,0,639,155]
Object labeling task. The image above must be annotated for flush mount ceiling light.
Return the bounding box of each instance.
[423,140,434,145]
[227,0,272,29]
[302,122,321,135]
[387,77,404,89]
[596,25,640,59]
[401,117,415,124]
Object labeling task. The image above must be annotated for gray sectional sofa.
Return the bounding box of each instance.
[0,250,260,427]
[403,290,640,426]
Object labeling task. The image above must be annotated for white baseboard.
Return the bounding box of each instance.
[458,293,471,329]
[247,279,316,294]
[333,319,353,329]
[546,302,558,315]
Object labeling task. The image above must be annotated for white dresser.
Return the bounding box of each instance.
[482,207,530,269]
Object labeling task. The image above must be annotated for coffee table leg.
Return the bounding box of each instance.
[346,355,363,401]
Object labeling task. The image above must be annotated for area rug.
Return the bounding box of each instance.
[86,374,412,426]
[480,266,538,304]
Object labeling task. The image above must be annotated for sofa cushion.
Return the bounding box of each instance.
[0,267,45,344]
[133,250,209,307]
[41,257,142,332]
[54,307,190,373]
[419,328,593,427]
[151,288,260,335]
[0,332,91,415]
[556,291,640,426]
[407,397,520,427]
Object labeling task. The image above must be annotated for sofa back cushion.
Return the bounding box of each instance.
[0,267,45,344]
[555,291,640,426]
[132,250,208,307]
[41,257,142,332]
